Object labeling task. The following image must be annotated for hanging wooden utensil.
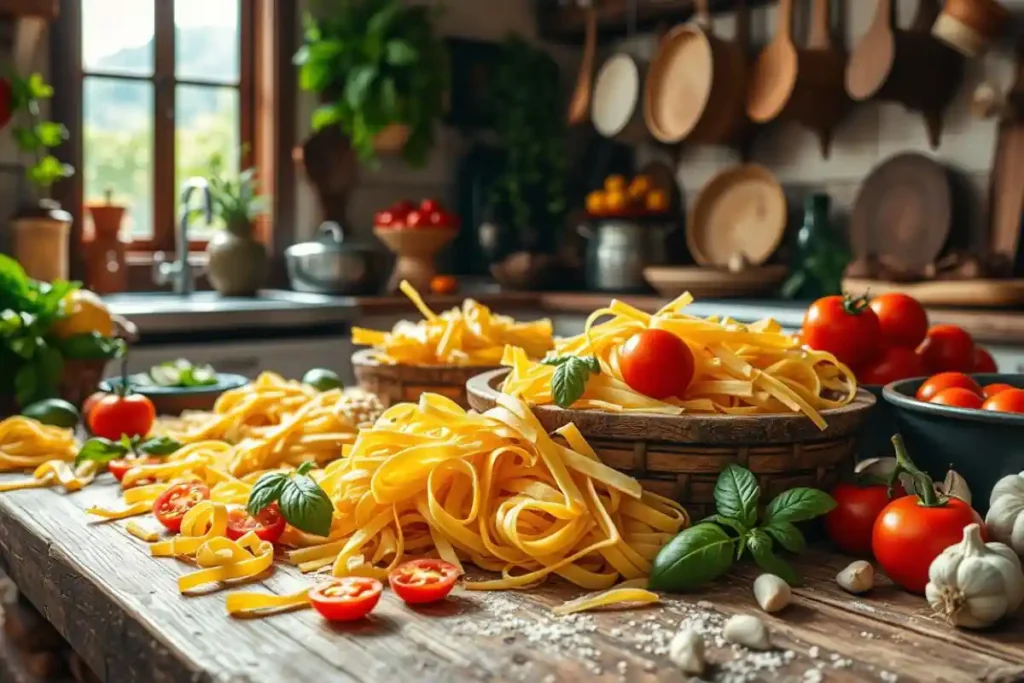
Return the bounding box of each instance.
[591,0,649,143]
[747,0,849,157]
[568,2,597,127]
[987,39,1024,277]
[845,0,964,148]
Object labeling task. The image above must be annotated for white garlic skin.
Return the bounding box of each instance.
[668,628,706,675]
[753,574,791,613]
[986,472,1024,555]
[925,523,1024,629]
[836,560,875,594]
[722,614,771,650]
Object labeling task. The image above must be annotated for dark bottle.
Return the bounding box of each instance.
[782,193,849,300]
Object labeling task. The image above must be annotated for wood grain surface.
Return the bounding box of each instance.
[351,348,498,408]
[3,470,1021,682]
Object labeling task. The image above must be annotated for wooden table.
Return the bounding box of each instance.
[1,475,1022,683]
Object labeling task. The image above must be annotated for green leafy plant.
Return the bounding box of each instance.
[541,353,601,408]
[294,0,449,167]
[202,152,266,231]
[649,465,836,591]
[248,461,334,536]
[488,36,567,253]
[10,72,74,191]
[75,434,182,468]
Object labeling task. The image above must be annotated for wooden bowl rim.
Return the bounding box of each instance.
[467,368,876,443]
[352,348,500,382]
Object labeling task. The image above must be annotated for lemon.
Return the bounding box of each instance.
[52,288,114,338]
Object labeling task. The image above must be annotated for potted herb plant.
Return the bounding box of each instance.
[294,0,449,167]
[203,153,269,297]
[9,72,75,283]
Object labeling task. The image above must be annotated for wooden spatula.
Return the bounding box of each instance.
[567,2,597,126]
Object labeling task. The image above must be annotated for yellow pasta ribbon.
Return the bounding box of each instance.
[177,531,274,592]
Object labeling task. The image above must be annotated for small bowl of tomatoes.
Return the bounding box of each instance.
[883,372,1024,514]
[374,199,461,294]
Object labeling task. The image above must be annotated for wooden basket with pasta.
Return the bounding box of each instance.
[467,369,876,519]
[352,349,494,409]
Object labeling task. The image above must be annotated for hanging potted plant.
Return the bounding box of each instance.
[203,153,269,297]
[294,0,449,167]
[8,72,75,283]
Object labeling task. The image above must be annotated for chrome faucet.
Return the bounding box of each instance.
[153,178,213,295]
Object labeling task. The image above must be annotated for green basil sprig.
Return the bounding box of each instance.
[74,434,182,468]
[247,461,333,537]
[649,465,836,591]
[541,354,601,408]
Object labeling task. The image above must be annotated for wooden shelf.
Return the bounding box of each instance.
[536,0,775,43]
[0,0,57,20]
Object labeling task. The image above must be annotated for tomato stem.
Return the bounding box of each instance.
[841,293,871,316]
[890,434,946,508]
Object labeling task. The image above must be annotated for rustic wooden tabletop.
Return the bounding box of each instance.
[0,474,1022,683]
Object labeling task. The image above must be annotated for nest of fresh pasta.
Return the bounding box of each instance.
[499,292,858,430]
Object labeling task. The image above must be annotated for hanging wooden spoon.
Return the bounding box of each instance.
[568,2,597,126]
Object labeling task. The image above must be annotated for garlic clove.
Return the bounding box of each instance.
[668,628,706,675]
[753,574,791,613]
[836,560,875,594]
[723,614,771,650]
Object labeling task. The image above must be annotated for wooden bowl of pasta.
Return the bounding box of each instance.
[466,369,875,519]
[352,349,497,409]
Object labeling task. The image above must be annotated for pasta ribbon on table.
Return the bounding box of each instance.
[500,291,858,428]
[177,531,274,593]
[0,416,78,471]
[0,459,98,493]
[551,579,660,615]
[351,280,554,366]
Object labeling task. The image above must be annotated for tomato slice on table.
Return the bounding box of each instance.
[915,372,981,402]
[153,482,210,533]
[309,577,383,621]
[108,456,162,483]
[226,503,286,543]
[388,559,461,605]
[619,329,695,400]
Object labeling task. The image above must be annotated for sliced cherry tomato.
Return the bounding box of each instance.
[619,329,695,400]
[226,503,287,543]
[917,324,975,373]
[88,392,155,441]
[915,372,982,402]
[982,388,1024,414]
[868,293,929,350]
[309,577,382,621]
[802,294,881,367]
[153,482,210,533]
[405,210,426,228]
[420,198,442,214]
[856,346,925,386]
[973,347,998,373]
[825,479,908,556]
[374,210,395,228]
[983,382,1016,398]
[930,387,984,409]
[388,559,461,605]
[108,456,161,482]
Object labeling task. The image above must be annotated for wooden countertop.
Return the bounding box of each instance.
[1,475,1022,683]
[357,291,1024,346]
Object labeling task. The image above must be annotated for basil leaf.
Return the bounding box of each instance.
[119,434,135,450]
[57,333,125,360]
[137,436,182,457]
[649,523,735,592]
[549,356,601,409]
[713,465,760,529]
[74,437,129,468]
[762,520,806,553]
[704,514,750,537]
[582,356,600,373]
[279,476,334,537]
[247,472,289,516]
[764,487,836,523]
[541,355,573,367]
[747,529,802,586]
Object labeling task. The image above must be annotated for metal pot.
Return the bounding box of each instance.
[285,222,379,295]
[578,219,673,292]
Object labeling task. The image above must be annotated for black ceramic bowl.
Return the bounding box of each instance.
[858,384,898,462]
[101,373,249,416]
[883,373,1024,514]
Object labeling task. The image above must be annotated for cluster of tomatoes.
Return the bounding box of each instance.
[374,199,460,231]
[585,174,671,218]
[915,372,1024,413]
[801,292,997,386]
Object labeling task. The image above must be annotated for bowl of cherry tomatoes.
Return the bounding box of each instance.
[373,199,461,293]
[883,372,1024,514]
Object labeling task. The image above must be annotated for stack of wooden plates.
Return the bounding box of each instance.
[644,264,788,299]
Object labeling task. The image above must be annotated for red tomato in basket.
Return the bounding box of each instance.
[915,372,981,402]
[982,388,1024,414]
[619,329,694,400]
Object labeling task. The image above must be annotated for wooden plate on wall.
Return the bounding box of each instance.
[687,164,787,267]
[643,264,788,299]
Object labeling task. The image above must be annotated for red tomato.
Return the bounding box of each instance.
[917,325,975,373]
[973,347,998,373]
[930,387,984,409]
[856,346,925,386]
[82,391,107,424]
[309,578,382,622]
[873,495,984,594]
[619,329,695,400]
[405,210,427,228]
[802,295,881,367]
[0,79,12,131]
[153,482,210,533]
[388,559,461,605]
[824,480,908,556]
[374,210,395,228]
[915,372,982,402]
[88,393,155,441]
[107,456,161,482]
[868,293,929,350]
[982,388,1024,414]
[983,383,1016,398]
[391,200,415,218]
[427,211,451,228]
[226,503,287,543]
[420,198,442,214]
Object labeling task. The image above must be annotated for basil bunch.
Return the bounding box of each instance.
[248,461,334,537]
[541,354,601,408]
[649,465,836,591]
[75,435,182,468]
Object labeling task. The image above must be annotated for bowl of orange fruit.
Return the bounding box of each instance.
[585,173,673,220]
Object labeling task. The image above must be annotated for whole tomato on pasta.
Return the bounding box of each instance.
[802,295,880,368]
[619,329,694,400]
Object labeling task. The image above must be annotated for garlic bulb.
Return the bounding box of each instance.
[925,523,1024,629]
[986,472,1024,555]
